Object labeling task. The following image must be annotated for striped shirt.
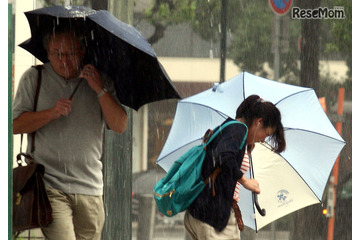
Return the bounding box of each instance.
[233,147,250,202]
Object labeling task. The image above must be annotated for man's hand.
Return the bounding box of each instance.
[49,99,73,119]
[79,64,127,134]
[79,64,103,94]
[13,98,73,134]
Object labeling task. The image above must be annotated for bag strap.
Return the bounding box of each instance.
[204,168,221,197]
[32,65,43,114]
[203,120,249,197]
[205,120,248,148]
[19,65,43,159]
[30,65,43,153]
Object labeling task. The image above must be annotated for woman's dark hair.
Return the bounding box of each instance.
[236,95,286,153]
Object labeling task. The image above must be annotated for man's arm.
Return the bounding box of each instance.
[98,92,127,133]
[80,64,127,134]
[13,98,72,134]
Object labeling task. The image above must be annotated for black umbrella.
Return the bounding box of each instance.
[19,5,181,110]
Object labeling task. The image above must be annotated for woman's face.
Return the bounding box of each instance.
[247,118,276,145]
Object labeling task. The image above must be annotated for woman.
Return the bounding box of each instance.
[184,95,286,240]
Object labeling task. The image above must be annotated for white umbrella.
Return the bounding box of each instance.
[156,72,345,231]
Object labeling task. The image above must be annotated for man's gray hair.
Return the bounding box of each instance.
[43,27,85,52]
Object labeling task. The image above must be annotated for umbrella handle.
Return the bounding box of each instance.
[69,78,84,100]
[254,192,266,216]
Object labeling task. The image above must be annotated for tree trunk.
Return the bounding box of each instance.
[292,1,323,240]
[299,0,321,94]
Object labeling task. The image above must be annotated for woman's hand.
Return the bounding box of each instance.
[239,175,260,194]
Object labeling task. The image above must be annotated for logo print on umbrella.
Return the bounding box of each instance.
[277,189,293,207]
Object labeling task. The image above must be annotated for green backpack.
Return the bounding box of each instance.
[153,120,247,217]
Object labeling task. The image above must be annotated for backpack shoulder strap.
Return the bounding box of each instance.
[205,120,248,148]
[202,120,248,197]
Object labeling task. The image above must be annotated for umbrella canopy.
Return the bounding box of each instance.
[156,71,345,231]
[19,5,180,110]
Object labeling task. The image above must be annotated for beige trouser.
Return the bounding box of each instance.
[41,187,105,240]
[184,210,241,240]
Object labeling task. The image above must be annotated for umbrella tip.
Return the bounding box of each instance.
[212,83,223,93]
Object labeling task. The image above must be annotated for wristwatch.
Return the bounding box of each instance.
[97,88,108,98]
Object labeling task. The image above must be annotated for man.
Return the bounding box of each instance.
[13,27,127,240]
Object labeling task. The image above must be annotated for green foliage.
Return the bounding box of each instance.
[229,1,273,76]
[324,0,351,54]
[145,0,302,81]
[191,0,219,40]
[229,1,301,80]
[145,0,196,25]
[144,0,351,84]
[145,0,242,40]
[323,0,352,79]
[191,0,241,40]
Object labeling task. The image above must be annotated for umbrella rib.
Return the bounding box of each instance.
[274,89,313,106]
[284,128,346,144]
[156,138,202,163]
[259,142,323,203]
[156,102,229,163]
[242,71,246,100]
[180,102,231,119]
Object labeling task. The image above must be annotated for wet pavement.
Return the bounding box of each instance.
[15,224,290,240]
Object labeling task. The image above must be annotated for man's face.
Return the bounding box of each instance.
[47,33,85,79]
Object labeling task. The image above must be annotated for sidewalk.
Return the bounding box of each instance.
[132,222,189,240]
[14,226,290,240]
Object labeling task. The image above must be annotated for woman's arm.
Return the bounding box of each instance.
[238,175,260,194]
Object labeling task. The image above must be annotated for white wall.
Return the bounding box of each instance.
[158,57,242,83]
[13,1,36,166]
